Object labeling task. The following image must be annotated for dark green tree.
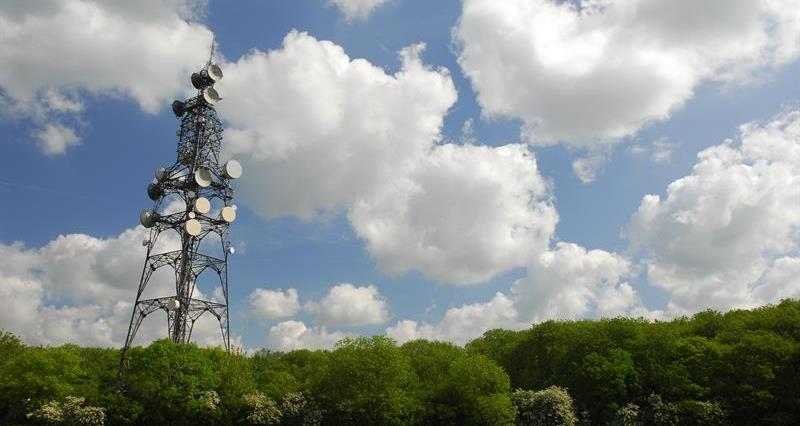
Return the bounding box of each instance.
[401,339,465,423]
[313,336,416,425]
[0,344,87,423]
[122,339,221,425]
[443,354,515,425]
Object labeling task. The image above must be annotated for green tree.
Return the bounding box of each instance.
[444,354,515,425]
[99,391,142,426]
[0,331,24,366]
[576,348,638,422]
[250,351,303,400]
[400,339,465,423]
[122,339,220,425]
[313,336,416,425]
[0,344,87,422]
[674,400,725,426]
[466,329,521,371]
[712,329,798,424]
[207,347,258,421]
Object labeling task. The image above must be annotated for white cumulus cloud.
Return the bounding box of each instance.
[219,32,558,285]
[249,288,301,320]
[328,0,388,21]
[350,143,558,285]
[0,0,212,153]
[34,124,80,155]
[512,242,641,322]
[386,292,522,346]
[571,153,608,183]
[218,33,456,220]
[0,226,238,348]
[266,320,351,351]
[627,110,800,314]
[386,242,643,345]
[454,0,799,153]
[305,283,389,326]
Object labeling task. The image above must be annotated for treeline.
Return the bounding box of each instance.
[1,299,798,425]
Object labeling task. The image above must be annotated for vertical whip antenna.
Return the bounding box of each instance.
[207,35,216,67]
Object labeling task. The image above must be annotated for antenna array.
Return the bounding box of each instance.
[119,49,241,372]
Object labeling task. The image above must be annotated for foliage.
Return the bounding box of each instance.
[612,403,641,426]
[0,331,23,364]
[641,393,677,426]
[401,339,464,423]
[27,396,105,426]
[0,344,87,422]
[313,336,416,425]
[674,400,726,426]
[512,386,577,426]
[279,392,322,426]
[122,339,221,425]
[242,392,281,426]
[444,354,515,425]
[0,299,799,425]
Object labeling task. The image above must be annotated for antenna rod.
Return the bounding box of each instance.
[207,35,216,66]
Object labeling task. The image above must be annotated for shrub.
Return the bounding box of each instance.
[280,392,322,426]
[243,392,282,425]
[643,394,677,426]
[675,400,726,425]
[512,386,578,426]
[612,403,641,426]
[28,396,105,426]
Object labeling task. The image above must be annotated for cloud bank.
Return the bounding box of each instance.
[454,0,800,178]
[219,32,558,286]
[0,0,213,154]
[0,226,235,348]
[628,110,800,314]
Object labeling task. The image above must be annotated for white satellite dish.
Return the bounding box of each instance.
[140,210,158,228]
[167,298,180,311]
[227,245,235,255]
[194,167,212,187]
[194,197,211,214]
[220,206,236,223]
[207,64,223,81]
[185,218,202,236]
[154,167,167,181]
[223,160,242,179]
[202,87,222,105]
[188,211,196,219]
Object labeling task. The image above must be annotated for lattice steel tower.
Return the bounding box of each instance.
[119,50,241,370]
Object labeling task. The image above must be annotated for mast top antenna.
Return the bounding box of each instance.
[207,35,216,66]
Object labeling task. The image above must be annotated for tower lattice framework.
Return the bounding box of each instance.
[119,55,240,371]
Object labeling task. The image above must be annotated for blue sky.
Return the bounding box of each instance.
[0,0,798,350]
